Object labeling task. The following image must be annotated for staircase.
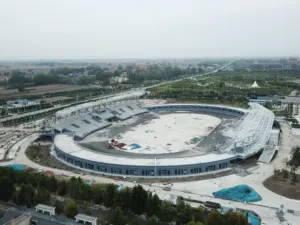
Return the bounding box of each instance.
[258,146,278,163]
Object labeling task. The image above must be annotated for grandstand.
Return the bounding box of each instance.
[55,89,145,118]
[52,102,276,178]
[54,101,148,140]
[223,103,275,158]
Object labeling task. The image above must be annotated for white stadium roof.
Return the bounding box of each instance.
[53,103,274,167]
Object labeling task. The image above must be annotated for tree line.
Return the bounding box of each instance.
[0,167,249,225]
[147,70,300,107]
[5,65,205,89]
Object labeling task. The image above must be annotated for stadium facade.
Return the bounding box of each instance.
[52,102,275,178]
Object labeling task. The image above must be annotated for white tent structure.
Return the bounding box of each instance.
[251,81,260,88]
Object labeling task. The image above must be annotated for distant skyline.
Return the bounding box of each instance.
[0,0,300,60]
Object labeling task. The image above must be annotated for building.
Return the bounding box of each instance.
[268,63,283,71]
[6,99,39,108]
[110,72,128,84]
[249,96,278,105]
[53,103,274,178]
[0,208,74,225]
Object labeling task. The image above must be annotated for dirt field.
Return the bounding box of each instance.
[0,84,95,100]
[263,172,300,200]
[25,144,80,172]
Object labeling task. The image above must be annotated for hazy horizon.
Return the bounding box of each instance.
[1,0,300,60]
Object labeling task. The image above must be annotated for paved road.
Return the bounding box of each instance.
[146,61,233,89]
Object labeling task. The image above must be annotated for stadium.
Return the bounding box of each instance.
[52,97,276,178]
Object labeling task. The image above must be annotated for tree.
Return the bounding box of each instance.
[206,210,224,225]
[85,207,92,215]
[193,207,205,224]
[146,193,161,217]
[57,180,68,196]
[64,200,78,218]
[264,101,272,109]
[131,185,148,214]
[147,215,161,225]
[115,187,132,209]
[93,185,105,204]
[224,212,248,225]
[8,71,25,90]
[15,184,36,207]
[186,222,204,225]
[176,200,193,225]
[103,183,117,207]
[128,217,144,225]
[54,201,64,214]
[36,187,50,204]
[68,177,86,200]
[108,207,127,225]
[0,176,15,202]
[159,201,177,222]
[48,176,58,193]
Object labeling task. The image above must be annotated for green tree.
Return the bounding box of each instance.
[147,215,161,225]
[64,200,78,218]
[54,201,64,214]
[146,193,161,217]
[206,210,224,225]
[48,176,58,193]
[159,201,177,222]
[0,176,15,202]
[264,101,272,109]
[193,207,205,224]
[108,207,127,225]
[36,187,50,204]
[114,187,132,209]
[93,185,104,204]
[224,212,248,225]
[57,180,68,196]
[186,221,204,225]
[68,177,85,200]
[176,200,193,225]
[15,184,36,207]
[128,217,144,225]
[103,183,117,207]
[131,185,148,214]
[85,207,92,215]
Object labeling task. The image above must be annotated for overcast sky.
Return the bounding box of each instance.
[0,0,299,60]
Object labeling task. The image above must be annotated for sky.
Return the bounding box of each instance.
[0,0,300,60]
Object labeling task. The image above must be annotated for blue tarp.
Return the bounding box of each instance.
[5,164,25,171]
[212,185,262,202]
[130,143,141,149]
[245,212,260,225]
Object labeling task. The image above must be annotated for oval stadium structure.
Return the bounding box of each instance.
[52,101,275,178]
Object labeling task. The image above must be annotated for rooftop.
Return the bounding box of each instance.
[75,214,97,222]
[35,204,55,211]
